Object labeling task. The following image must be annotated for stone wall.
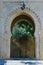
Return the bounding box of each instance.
[0,0,43,59]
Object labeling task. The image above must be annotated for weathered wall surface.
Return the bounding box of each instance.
[0,0,43,59]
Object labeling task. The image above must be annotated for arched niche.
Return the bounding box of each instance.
[4,7,41,59]
[10,13,35,58]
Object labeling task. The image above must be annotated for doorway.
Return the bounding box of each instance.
[10,13,35,58]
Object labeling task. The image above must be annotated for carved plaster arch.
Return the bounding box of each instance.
[4,6,41,59]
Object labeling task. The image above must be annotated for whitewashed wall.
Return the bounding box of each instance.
[0,0,43,59]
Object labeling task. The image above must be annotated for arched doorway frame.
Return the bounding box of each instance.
[4,7,41,59]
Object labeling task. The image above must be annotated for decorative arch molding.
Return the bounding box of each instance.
[4,7,41,59]
[11,12,35,34]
